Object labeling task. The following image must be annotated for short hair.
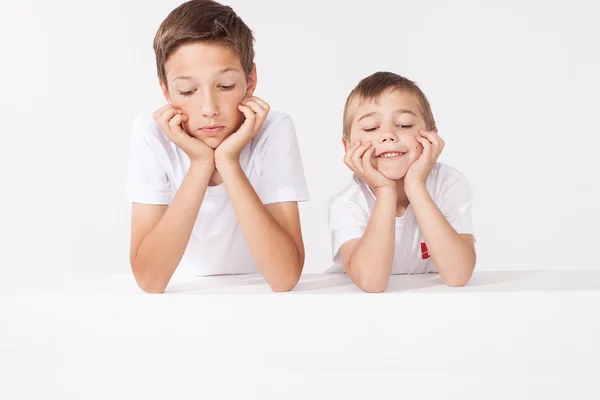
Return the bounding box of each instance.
[343,71,436,138]
[153,0,255,87]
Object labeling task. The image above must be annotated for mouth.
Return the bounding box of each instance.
[199,126,224,135]
[376,151,407,159]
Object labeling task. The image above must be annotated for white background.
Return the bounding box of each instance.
[1,0,599,277]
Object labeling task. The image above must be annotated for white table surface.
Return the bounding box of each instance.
[1,270,600,399]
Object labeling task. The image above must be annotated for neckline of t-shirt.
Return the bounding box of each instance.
[395,205,413,225]
[205,182,228,196]
[179,144,252,197]
[363,181,414,224]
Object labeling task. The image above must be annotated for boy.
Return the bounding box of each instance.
[328,72,476,292]
[126,0,308,293]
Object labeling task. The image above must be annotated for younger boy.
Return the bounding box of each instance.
[328,72,476,292]
[126,0,308,293]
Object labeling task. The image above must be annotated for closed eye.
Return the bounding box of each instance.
[398,124,413,129]
[363,127,378,132]
[219,84,236,91]
[179,90,196,97]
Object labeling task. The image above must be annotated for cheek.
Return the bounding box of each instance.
[349,132,367,145]
[410,142,424,162]
[221,91,246,115]
[406,134,423,154]
[169,98,194,116]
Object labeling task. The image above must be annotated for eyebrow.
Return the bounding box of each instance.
[395,109,417,116]
[356,109,416,122]
[172,68,241,82]
[217,67,241,74]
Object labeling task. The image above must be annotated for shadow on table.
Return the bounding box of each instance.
[167,273,355,294]
[392,270,600,293]
[296,271,599,294]
[457,270,600,293]
[378,271,542,293]
[165,270,600,294]
[295,271,547,293]
[166,274,268,294]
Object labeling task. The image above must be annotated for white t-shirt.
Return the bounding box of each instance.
[327,163,474,274]
[125,110,309,277]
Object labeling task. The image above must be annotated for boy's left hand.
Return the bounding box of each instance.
[404,130,444,190]
[215,96,270,167]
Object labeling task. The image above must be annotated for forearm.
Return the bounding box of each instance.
[133,164,213,293]
[347,187,397,292]
[218,162,302,291]
[408,184,475,286]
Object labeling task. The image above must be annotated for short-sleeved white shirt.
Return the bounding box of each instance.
[327,163,474,274]
[125,110,309,277]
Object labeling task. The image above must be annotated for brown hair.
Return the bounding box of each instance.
[153,0,255,88]
[342,71,436,138]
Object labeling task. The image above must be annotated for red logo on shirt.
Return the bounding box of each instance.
[421,242,430,259]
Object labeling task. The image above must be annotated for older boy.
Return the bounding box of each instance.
[126,0,308,293]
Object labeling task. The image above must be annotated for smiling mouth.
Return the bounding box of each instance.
[377,151,407,159]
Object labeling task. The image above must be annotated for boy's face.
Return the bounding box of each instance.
[344,90,433,181]
[160,42,256,149]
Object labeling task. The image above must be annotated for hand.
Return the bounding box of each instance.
[214,96,270,167]
[404,129,444,190]
[344,141,395,193]
[153,105,214,169]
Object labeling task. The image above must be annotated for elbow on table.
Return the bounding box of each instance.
[442,266,475,287]
[443,275,471,287]
[137,280,167,294]
[439,253,476,287]
[131,264,168,294]
[345,261,389,293]
[357,275,388,293]
[268,275,300,292]
[267,265,303,292]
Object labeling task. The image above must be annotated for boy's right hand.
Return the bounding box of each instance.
[344,141,395,193]
[153,105,214,168]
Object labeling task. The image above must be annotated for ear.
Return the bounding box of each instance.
[159,80,172,104]
[431,127,439,134]
[245,64,257,98]
[342,136,349,151]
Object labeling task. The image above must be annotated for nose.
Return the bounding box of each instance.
[200,91,219,118]
[379,132,397,143]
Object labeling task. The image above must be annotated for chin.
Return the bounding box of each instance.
[379,167,408,181]
[189,129,230,149]
[203,137,224,149]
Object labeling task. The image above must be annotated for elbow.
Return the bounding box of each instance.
[138,281,166,294]
[443,275,471,287]
[357,275,388,293]
[131,263,167,294]
[267,260,303,293]
[347,261,389,293]
[136,276,167,294]
[269,275,300,292]
[360,281,387,293]
[441,262,475,288]
[269,281,296,292]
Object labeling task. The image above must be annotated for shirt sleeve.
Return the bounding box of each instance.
[439,172,475,238]
[124,114,172,205]
[329,195,369,263]
[256,115,309,204]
